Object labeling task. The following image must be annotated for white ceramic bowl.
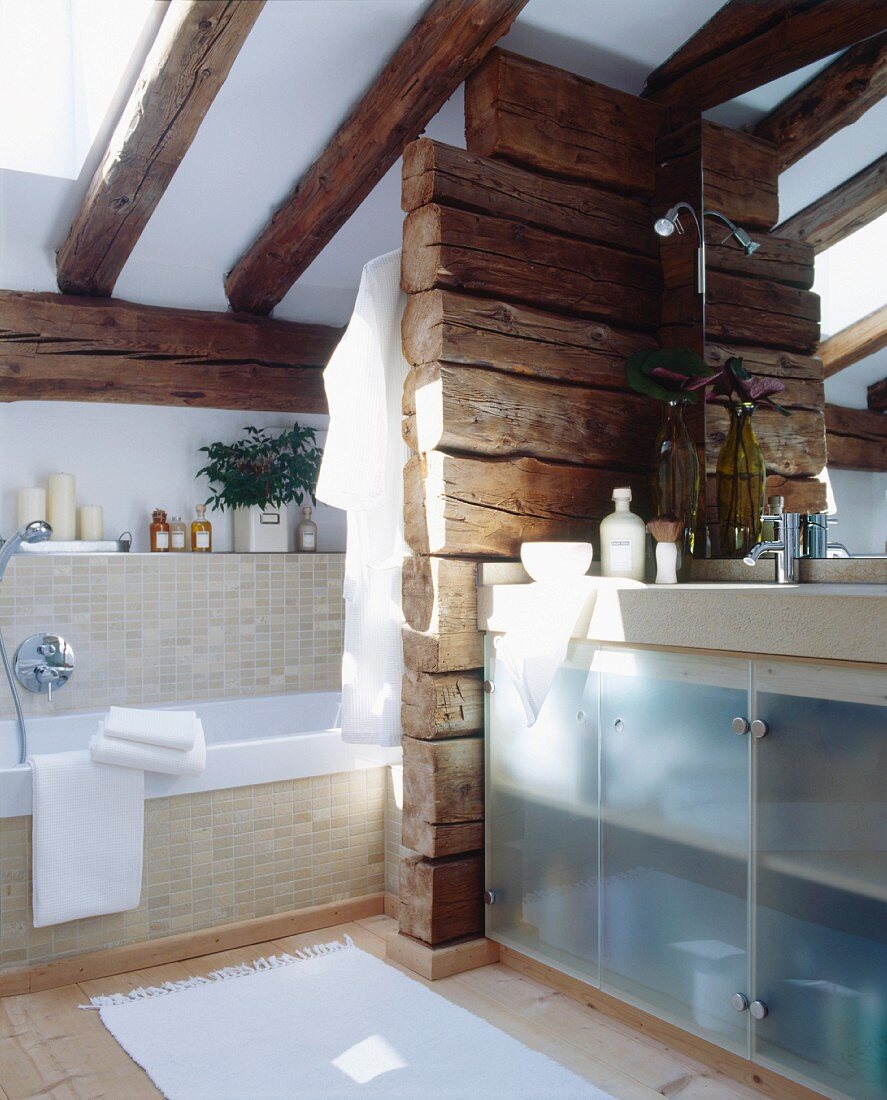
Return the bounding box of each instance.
[520,541,593,583]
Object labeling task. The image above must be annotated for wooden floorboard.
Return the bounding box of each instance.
[0,916,773,1100]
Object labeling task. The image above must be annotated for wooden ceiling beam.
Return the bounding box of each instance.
[643,1,887,113]
[868,376,887,411]
[0,290,340,412]
[773,153,887,253]
[56,1,264,297]
[754,33,887,170]
[224,0,527,316]
[819,302,887,376]
[826,402,887,470]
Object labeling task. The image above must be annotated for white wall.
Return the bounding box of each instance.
[827,469,887,557]
[1,402,345,553]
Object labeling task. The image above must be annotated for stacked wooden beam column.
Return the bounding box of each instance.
[397,50,666,947]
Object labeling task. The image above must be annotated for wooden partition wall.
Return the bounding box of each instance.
[396,49,826,948]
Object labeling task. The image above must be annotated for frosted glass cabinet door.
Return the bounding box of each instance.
[599,648,751,1053]
[485,638,600,983]
[753,661,887,1100]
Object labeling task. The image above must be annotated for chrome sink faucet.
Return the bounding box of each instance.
[743,496,800,584]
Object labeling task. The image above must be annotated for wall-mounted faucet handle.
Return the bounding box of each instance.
[14,634,74,700]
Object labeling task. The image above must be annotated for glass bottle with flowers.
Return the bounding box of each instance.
[627,347,719,567]
[714,357,789,557]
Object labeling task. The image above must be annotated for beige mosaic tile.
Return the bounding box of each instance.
[0,553,345,716]
[384,764,407,897]
[0,770,386,972]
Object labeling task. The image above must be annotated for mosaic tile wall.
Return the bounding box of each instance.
[0,553,345,716]
[0,770,386,972]
[384,764,407,897]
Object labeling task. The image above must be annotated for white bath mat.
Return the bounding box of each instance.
[85,937,613,1099]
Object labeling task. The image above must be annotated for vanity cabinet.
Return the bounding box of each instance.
[485,639,887,1100]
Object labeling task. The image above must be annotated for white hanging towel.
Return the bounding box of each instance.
[316,249,409,747]
[104,706,198,751]
[495,578,597,726]
[90,720,206,777]
[29,751,143,928]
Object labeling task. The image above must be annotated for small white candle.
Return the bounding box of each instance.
[18,487,46,527]
[47,473,76,541]
[79,505,104,542]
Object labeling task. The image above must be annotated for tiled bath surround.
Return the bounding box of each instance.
[0,553,345,716]
[0,771,386,971]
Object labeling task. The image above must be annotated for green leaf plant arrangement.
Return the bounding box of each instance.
[197,424,322,512]
[626,347,719,562]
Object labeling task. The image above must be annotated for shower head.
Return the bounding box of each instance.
[0,521,52,580]
[706,209,760,256]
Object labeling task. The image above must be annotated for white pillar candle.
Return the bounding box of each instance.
[17,487,46,527]
[46,473,76,541]
[79,505,104,542]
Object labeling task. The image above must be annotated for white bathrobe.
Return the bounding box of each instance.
[316,250,408,747]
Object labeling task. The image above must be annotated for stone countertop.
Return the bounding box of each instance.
[476,567,887,666]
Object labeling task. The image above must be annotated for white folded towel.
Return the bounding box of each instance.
[104,706,198,751]
[91,719,206,777]
[495,578,596,726]
[29,750,143,928]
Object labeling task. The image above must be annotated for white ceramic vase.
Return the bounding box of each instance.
[233,505,289,553]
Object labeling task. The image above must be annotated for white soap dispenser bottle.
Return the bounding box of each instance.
[600,487,646,581]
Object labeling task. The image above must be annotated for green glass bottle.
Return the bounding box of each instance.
[716,403,766,557]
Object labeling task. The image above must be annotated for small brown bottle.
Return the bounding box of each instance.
[150,508,170,553]
[191,504,212,552]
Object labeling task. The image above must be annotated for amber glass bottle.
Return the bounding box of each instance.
[191,504,212,552]
[150,509,170,552]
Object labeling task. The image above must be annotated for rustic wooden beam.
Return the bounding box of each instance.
[0,290,339,411]
[762,474,828,513]
[825,402,887,469]
[644,1,887,113]
[706,271,820,353]
[402,736,484,859]
[402,204,661,331]
[868,376,887,411]
[819,303,887,375]
[402,138,656,256]
[465,49,665,194]
[405,451,649,558]
[774,153,887,253]
[56,1,263,297]
[224,0,526,316]
[754,33,887,170]
[401,669,484,740]
[399,853,484,944]
[402,557,482,674]
[403,360,657,471]
[401,290,655,384]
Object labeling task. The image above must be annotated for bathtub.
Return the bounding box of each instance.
[0,691,401,818]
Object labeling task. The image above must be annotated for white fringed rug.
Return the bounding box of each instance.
[85,937,614,1099]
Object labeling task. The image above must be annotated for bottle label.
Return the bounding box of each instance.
[302,530,316,550]
[172,531,185,549]
[609,538,632,572]
[155,531,169,550]
[196,531,210,549]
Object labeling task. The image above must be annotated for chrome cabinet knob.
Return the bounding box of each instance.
[731,717,750,735]
[483,891,496,905]
[731,993,749,1012]
[482,680,495,694]
[750,999,769,1019]
[751,719,769,739]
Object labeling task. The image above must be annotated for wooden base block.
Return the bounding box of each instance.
[386,932,499,980]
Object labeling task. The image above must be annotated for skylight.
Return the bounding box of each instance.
[0,0,154,180]
[813,212,887,337]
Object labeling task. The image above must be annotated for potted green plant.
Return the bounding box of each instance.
[197,424,322,552]
[626,347,719,562]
